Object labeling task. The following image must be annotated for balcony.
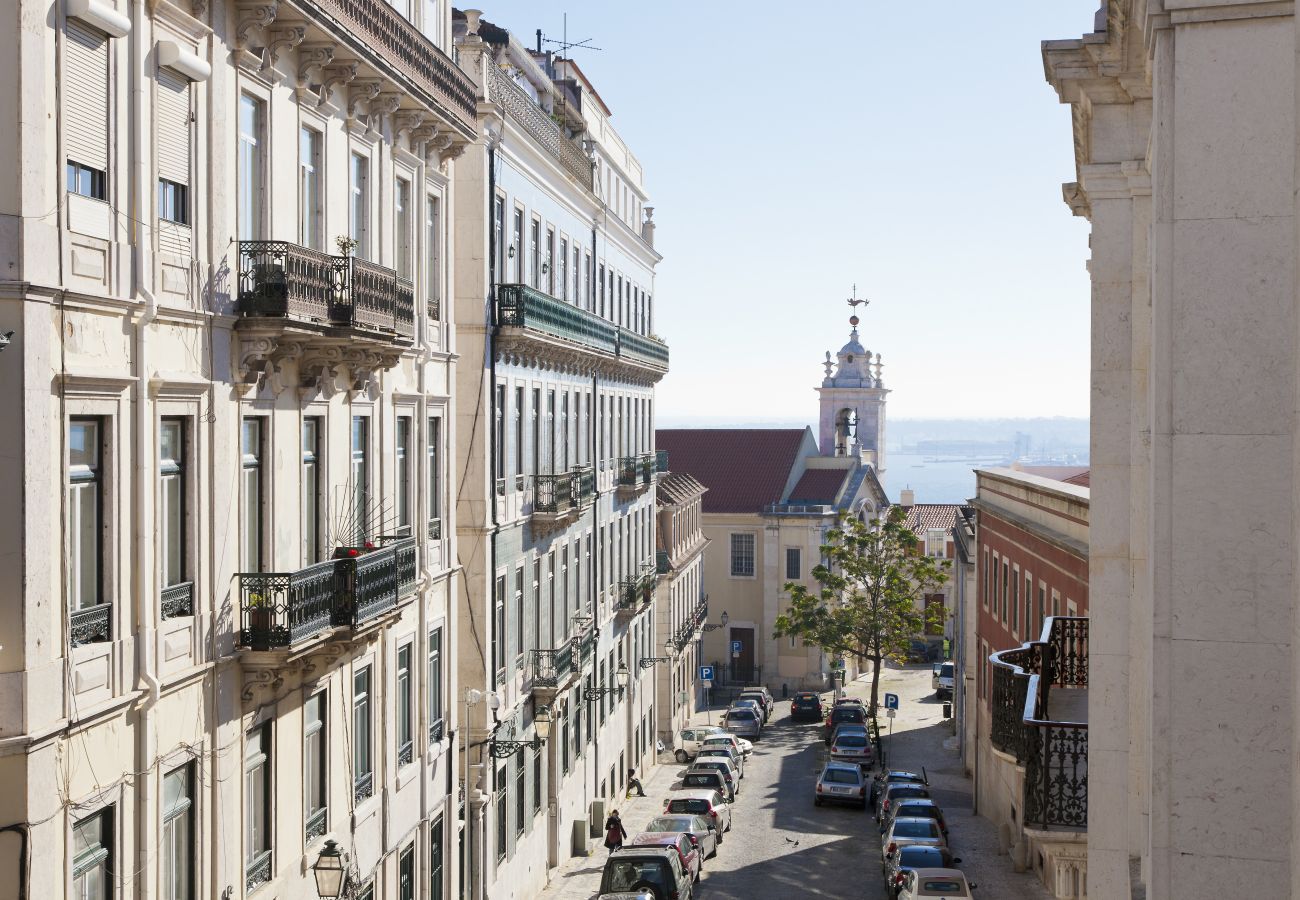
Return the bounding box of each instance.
[989,616,1088,830]
[615,565,657,622]
[160,581,194,619]
[488,64,592,189]
[763,502,837,516]
[617,453,655,496]
[529,643,578,701]
[672,594,709,651]
[236,538,418,651]
[656,550,671,575]
[655,450,670,473]
[495,284,670,382]
[531,466,594,534]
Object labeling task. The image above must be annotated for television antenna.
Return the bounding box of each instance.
[537,14,603,57]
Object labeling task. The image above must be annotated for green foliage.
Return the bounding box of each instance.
[773,507,949,708]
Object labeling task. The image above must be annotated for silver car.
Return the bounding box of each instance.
[695,745,744,778]
[642,813,721,859]
[815,761,868,809]
[882,817,947,856]
[723,707,762,738]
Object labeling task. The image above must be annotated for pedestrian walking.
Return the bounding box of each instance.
[604,809,628,851]
[626,768,645,798]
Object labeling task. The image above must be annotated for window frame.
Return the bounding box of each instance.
[240,417,265,572]
[729,533,756,578]
[353,665,374,801]
[162,763,194,900]
[304,690,327,843]
[237,93,266,241]
[72,805,114,900]
[299,124,323,249]
[396,414,412,534]
[302,416,322,565]
[69,416,105,613]
[396,642,414,766]
[244,722,272,887]
[784,547,800,581]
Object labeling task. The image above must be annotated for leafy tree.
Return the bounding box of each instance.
[773,507,949,714]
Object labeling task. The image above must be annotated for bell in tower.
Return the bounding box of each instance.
[815,288,889,471]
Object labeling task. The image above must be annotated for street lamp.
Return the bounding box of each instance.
[487,704,552,759]
[585,662,630,701]
[311,840,346,899]
[640,640,675,670]
[700,611,729,633]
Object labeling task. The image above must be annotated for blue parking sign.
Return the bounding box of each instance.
[884,692,900,710]
[731,640,742,654]
[699,665,714,682]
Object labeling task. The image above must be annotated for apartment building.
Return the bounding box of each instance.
[0,0,472,897]
[898,493,966,659]
[450,13,668,899]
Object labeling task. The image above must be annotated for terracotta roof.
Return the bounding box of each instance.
[901,503,965,533]
[788,469,848,504]
[655,429,808,514]
[1061,470,1091,487]
[655,472,707,507]
[1015,465,1090,485]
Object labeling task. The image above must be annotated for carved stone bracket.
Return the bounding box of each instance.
[370,92,404,134]
[346,79,383,121]
[240,667,284,704]
[342,346,402,392]
[440,138,470,164]
[298,345,344,397]
[236,1,278,48]
[296,44,335,89]
[262,24,306,72]
[319,61,359,108]
[395,110,427,141]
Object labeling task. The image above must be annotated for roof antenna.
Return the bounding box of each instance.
[540,13,604,57]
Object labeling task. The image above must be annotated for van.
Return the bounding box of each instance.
[935,662,954,700]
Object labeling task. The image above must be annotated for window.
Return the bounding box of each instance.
[397,644,413,766]
[531,559,541,651]
[575,247,584,308]
[512,209,524,283]
[157,179,189,225]
[1038,585,1047,634]
[730,533,755,577]
[529,218,540,287]
[1001,559,1009,623]
[350,416,369,545]
[598,262,606,317]
[1025,575,1033,638]
[530,388,540,476]
[162,765,193,900]
[430,815,444,900]
[427,416,441,538]
[785,547,800,581]
[302,418,321,564]
[69,418,103,612]
[299,126,322,248]
[237,95,264,240]
[545,227,555,294]
[160,418,186,590]
[395,177,412,277]
[72,807,113,900]
[428,628,444,740]
[514,755,525,835]
[399,844,415,900]
[532,745,542,814]
[557,237,568,300]
[494,384,505,486]
[493,194,505,286]
[495,765,507,860]
[513,386,524,481]
[1012,568,1020,632]
[353,666,373,801]
[982,547,989,610]
[245,723,271,887]
[396,416,412,533]
[65,22,108,201]
[513,567,524,664]
[926,529,947,558]
[561,392,570,470]
[546,390,555,473]
[493,574,506,681]
[241,418,263,571]
[304,691,327,842]
[426,195,441,316]
[349,152,370,259]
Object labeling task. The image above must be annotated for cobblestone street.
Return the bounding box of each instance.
[539,667,1053,899]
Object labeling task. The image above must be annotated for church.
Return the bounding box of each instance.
[656,310,892,694]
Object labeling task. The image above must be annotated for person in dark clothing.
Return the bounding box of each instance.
[626,767,645,797]
[604,810,628,851]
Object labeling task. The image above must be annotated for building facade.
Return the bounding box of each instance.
[653,471,710,744]
[0,0,472,898]
[899,493,966,659]
[971,468,1089,898]
[450,13,667,900]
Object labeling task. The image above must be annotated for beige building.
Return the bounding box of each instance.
[450,12,667,900]
[1043,2,1300,895]
[0,0,472,898]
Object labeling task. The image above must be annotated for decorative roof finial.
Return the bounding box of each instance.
[846,283,868,329]
[823,351,834,379]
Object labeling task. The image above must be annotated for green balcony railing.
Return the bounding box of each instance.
[497,284,618,355]
[533,466,595,516]
[530,644,575,688]
[617,327,670,369]
[618,453,655,488]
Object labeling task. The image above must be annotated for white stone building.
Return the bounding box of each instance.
[0,0,473,899]
[450,12,667,900]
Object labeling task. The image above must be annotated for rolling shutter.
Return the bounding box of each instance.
[65,20,108,172]
[156,67,190,185]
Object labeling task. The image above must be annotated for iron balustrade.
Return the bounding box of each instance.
[353,771,373,804]
[395,276,416,338]
[533,466,594,515]
[763,502,836,516]
[398,740,414,767]
[339,536,418,626]
[70,603,111,647]
[160,581,194,619]
[394,537,418,598]
[656,449,669,473]
[656,550,670,574]
[487,65,592,188]
[530,645,575,688]
[238,560,340,650]
[618,454,655,488]
[337,255,397,330]
[497,283,618,355]
[428,517,443,541]
[304,808,327,844]
[245,850,272,894]
[988,616,1089,831]
[617,327,670,369]
[429,717,445,744]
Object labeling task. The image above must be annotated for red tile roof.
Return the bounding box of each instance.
[788,469,848,504]
[655,472,707,507]
[902,503,965,533]
[1016,465,1090,485]
[1061,470,1091,487]
[655,429,809,514]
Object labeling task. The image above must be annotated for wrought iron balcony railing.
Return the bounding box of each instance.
[673,594,710,651]
[617,453,655,489]
[498,283,618,355]
[532,466,595,516]
[988,616,1089,830]
[655,449,669,473]
[656,550,670,575]
[70,603,112,647]
[488,64,592,188]
[530,644,575,688]
[236,241,416,338]
[161,581,194,619]
[338,536,419,627]
[617,327,670,369]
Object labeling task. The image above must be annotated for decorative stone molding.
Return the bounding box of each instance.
[346,79,383,121]
[319,61,359,108]
[370,92,404,134]
[235,1,278,48]
[296,43,334,88]
[395,110,427,140]
[1062,182,1090,218]
[261,24,306,71]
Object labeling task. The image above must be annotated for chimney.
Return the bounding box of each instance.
[899,488,915,507]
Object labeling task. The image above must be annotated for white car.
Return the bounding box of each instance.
[700,733,753,759]
[674,726,726,763]
[695,745,744,778]
[664,789,732,836]
[934,662,954,700]
[897,867,977,899]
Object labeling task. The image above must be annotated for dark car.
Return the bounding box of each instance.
[882,844,961,895]
[597,846,692,900]
[824,704,867,743]
[869,770,929,808]
[876,783,932,821]
[881,798,948,839]
[790,691,823,722]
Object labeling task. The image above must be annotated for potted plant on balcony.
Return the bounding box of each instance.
[246,589,274,640]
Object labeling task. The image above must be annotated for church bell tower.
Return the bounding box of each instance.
[815,290,888,472]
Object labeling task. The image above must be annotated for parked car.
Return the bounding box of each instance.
[729,698,764,720]
[881,798,948,840]
[642,814,719,860]
[740,684,773,706]
[790,691,824,721]
[695,746,744,778]
[870,770,929,807]
[664,789,732,836]
[896,868,976,899]
[934,662,954,700]
[882,817,947,856]
[906,639,930,663]
[883,845,961,895]
[877,783,933,821]
[597,846,693,900]
[673,726,726,763]
[824,704,867,743]
[673,768,733,803]
[699,733,752,761]
[814,762,868,809]
[630,831,702,884]
[723,706,762,739]
[737,689,771,721]
[689,758,739,796]
[829,729,874,769]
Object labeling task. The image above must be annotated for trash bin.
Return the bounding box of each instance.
[942,701,952,719]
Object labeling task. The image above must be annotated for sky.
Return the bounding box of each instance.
[474,1,1099,420]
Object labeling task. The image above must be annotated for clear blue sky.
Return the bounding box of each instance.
[474,1,1098,420]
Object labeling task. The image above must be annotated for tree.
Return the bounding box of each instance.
[773,507,949,714]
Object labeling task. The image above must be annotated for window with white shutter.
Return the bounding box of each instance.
[65,21,109,200]
[156,67,191,246]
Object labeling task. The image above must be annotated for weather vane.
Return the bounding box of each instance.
[846,284,868,327]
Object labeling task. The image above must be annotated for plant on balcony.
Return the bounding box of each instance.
[335,234,358,257]
[246,589,274,634]
[773,507,948,715]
